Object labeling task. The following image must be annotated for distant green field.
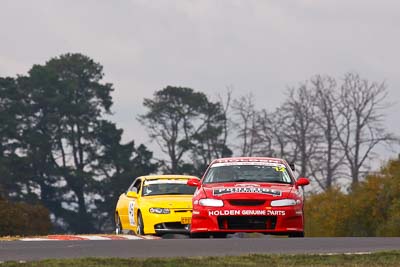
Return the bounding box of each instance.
[2,251,400,267]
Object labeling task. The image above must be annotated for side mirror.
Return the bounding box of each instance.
[296,177,310,187]
[187,178,201,187]
[289,163,295,171]
[126,191,138,198]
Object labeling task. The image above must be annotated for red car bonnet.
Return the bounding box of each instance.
[201,182,294,200]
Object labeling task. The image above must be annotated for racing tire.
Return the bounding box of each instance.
[190,232,210,238]
[115,213,122,235]
[137,212,145,235]
[288,231,304,238]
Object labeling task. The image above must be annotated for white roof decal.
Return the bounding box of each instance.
[211,162,286,168]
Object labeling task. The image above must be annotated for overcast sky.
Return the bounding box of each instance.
[1,0,399,161]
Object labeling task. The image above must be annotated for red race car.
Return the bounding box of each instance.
[187,157,310,238]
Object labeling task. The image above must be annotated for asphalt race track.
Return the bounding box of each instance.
[1,237,400,261]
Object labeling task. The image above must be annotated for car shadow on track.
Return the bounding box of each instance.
[160,233,280,239]
[161,234,190,239]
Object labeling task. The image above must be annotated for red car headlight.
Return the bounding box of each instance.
[198,198,224,207]
[270,199,300,207]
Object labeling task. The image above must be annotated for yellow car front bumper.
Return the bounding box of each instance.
[142,209,192,235]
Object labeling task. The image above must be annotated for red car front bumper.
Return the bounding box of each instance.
[190,205,304,235]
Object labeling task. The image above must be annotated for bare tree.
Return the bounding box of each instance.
[309,75,345,190]
[280,84,322,178]
[253,110,275,157]
[216,87,233,157]
[256,108,291,158]
[335,73,394,188]
[231,94,259,156]
[223,73,396,192]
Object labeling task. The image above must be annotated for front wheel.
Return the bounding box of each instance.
[136,212,145,235]
[115,214,122,235]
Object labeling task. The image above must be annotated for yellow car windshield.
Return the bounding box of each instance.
[142,180,196,196]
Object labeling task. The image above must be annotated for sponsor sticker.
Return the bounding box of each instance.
[213,187,281,196]
[208,210,285,216]
[274,166,286,172]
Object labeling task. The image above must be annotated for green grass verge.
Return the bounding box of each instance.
[2,251,400,267]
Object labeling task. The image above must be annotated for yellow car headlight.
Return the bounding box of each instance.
[149,207,171,214]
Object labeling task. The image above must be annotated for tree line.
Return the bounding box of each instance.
[305,158,400,236]
[230,74,397,190]
[0,54,157,233]
[0,53,397,234]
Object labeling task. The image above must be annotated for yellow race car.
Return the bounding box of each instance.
[115,175,198,236]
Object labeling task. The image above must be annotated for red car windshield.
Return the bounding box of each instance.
[203,163,293,184]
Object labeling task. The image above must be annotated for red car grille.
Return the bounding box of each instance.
[228,199,266,206]
[217,216,277,230]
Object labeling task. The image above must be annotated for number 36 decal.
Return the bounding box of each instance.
[128,201,136,226]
